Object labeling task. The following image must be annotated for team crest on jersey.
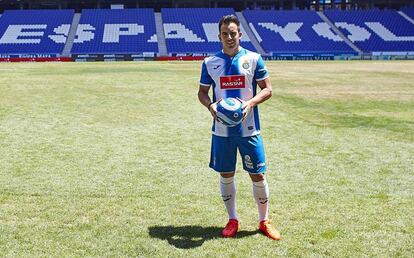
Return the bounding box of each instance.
[220,75,245,89]
[242,60,250,69]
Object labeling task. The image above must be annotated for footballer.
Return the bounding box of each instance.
[198,14,281,240]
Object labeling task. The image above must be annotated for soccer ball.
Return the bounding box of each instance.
[216,97,243,127]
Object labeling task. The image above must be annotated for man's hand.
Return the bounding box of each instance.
[208,99,221,119]
[237,98,252,120]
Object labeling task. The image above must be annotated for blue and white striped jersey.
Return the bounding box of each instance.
[200,47,269,137]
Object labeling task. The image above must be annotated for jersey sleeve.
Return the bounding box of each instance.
[200,61,213,87]
[254,55,269,81]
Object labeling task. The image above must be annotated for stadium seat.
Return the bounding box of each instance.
[401,7,414,20]
[243,10,356,54]
[161,8,256,55]
[0,9,74,55]
[71,9,158,54]
[324,9,414,53]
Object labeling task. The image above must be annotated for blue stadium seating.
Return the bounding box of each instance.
[324,9,414,53]
[161,8,256,54]
[0,8,412,57]
[71,9,158,54]
[401,7,414,20]
[243,10,356,54]
[0,9,74,55]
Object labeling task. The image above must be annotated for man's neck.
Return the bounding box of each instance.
[223,46,240,57]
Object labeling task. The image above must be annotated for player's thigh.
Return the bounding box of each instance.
[238,135,266,173]
[209,135,237,173]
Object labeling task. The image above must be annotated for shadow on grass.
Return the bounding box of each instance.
[148,225,257,249]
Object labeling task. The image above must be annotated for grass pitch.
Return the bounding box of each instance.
[0,61,413,257]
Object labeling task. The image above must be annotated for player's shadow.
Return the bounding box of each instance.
[148,225,257,249]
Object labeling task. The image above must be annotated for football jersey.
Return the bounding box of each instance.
[200,47,269,137]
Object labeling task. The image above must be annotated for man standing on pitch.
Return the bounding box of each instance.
[198,14,281,240]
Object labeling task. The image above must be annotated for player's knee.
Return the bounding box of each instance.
[221,172,235,178]
[249,173,265,182]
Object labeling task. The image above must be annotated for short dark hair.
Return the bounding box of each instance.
[218,15,240,33]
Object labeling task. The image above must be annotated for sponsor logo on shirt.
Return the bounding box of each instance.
[220,75,245,89]
[244,155,254,169]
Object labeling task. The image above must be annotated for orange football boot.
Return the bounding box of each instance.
[259,220,282,240]
[221,219,239,238]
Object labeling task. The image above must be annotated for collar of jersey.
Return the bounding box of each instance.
[220,46,243,60]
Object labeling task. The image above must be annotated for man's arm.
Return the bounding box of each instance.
[198,85,219,119]
[242,77,272,117]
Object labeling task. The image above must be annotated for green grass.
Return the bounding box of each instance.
[0,61,413,257]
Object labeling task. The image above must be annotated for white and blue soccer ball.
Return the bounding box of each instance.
[216,97,243,127]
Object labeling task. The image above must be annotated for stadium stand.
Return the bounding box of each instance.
[70,9,158,55]
[0,9,74,55]
[401,7,414,20]
[161,8,256,55]
[0,7,413,60]
[243,10,357,55]
[324,9,414,54]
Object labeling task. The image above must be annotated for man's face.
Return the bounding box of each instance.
[219,22,242,53]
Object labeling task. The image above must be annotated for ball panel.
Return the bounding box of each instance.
[216,97,243,127]
[220,98,242,111]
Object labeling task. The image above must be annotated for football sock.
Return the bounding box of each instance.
[252,179,270,222]
[220,176,238,220]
